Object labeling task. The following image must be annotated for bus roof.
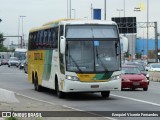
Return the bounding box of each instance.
[15,48,27,52]
[29,19,117,33]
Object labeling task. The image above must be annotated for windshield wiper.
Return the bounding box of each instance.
[67,43,82,73]
[95,47,108,73]
[69,55,82,73]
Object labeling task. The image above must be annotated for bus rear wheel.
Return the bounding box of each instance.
[101,91,110,98]
[34,76,43,92]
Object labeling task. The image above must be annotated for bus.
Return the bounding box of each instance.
[14,48,27,60]
[28,19,121,98]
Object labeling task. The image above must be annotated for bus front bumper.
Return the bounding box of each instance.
[61,79,121,93]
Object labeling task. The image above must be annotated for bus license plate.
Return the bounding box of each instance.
[91,85,99,88]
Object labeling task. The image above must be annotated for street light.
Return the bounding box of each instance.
[117,9,124,17]
[19,16,26,48]
[104,0,106,20]
[124,0,126,17]
[146,0,149,63]
[69,0,72,19]
[72,9,76,19]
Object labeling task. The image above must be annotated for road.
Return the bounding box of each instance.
[0,65,160,120]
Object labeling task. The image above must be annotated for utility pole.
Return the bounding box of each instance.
[147,0,149,63]
[104,0,106,20]
[69,0,71,19]
[155,22,158,63]
[91,3,93,20]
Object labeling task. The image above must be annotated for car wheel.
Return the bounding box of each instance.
[101,91,110,98]
[143,87,148,91]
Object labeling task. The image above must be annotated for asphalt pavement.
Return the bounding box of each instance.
[0,88,110,120]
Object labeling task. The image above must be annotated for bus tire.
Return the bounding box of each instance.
[101,91,110,98]
[34,75,43,92]
[55,80,65,98]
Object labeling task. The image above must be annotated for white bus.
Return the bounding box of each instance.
[28,19,121,98]
[14,48,27,60]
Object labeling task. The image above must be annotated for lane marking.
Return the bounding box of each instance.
[16,92,116,120]
[111,94,160,107]
[62,105,117,120]
[0,73,24,75]
[15,93,56,105]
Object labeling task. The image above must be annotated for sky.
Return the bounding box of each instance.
[0,0,160,46]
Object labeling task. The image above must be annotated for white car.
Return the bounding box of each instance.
[145,63,160,71]
[8,57,19,67]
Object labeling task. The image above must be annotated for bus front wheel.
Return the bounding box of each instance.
[101,91,110,98]
[55,81,65,98]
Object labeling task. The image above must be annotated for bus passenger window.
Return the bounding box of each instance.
[39,31,44,48]
[37,31,40,49]
[48,30,52,48]
[55,27,58,48]
[29,34,34,50]
[44,30,48,48]
[34,33,37,49]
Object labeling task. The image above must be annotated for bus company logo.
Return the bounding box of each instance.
[80,74,90,78]
[2,112,11,117]
[34,53,43,60]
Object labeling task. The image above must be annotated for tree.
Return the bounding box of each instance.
[0,33,8,52]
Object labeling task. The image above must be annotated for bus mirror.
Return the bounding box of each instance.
[60,36,66,54]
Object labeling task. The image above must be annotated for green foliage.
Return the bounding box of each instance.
[6,117,18,120]
[136,52,142,59]
[0,33,8,52]
[124,52,129,57]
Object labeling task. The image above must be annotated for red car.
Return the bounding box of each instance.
[121,65,148,91]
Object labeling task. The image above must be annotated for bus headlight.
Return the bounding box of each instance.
[111,75,121,80]
[66,75,79,81]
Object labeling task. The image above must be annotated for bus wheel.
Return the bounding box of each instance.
[101,91,110,98]
[55,81,65,98]
[34,76,43,92]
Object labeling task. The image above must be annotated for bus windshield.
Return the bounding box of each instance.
[66,40,120,73]
[66,25,118,38]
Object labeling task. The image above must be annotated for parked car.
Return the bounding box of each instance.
[8,57,19,67]
[24,59,28,74]
[1,58,8,65]
[121,65,149,91]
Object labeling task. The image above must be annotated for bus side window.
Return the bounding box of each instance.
[44,30,48,48]
[50,29,55,48]
[36,31,40,49]
[29,33,34,50]
[55,27,58,48]
[37,31,41,49]
[33,33,37,49]
[48,29,52,48]
[39,31,44,48]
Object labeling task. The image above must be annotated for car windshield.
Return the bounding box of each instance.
[122,67,141,74]
[10,57,18,61]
